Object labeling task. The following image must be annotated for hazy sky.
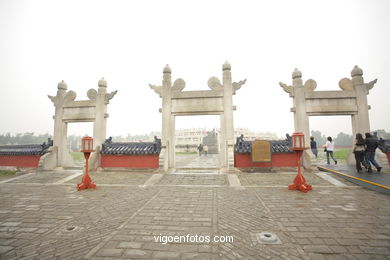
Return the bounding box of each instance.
[0,0,389,139]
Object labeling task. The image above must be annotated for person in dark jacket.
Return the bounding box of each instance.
[364,132,382,173]
[310,136,318,159]
[197,144,203,156]
[353,133,367,172]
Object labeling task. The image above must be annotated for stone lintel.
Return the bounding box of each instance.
[304,90,356,100]
[172,90,223,99]
[62,113,96,122]
[307,111,358,116]
[63,100,96,108]
[172,106,224,115]
[306,105,358,114]
[172,111,222,116]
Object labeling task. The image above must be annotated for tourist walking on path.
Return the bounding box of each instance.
[365,132,382,173]
[197,144,203,156]
[310,136,318,159]
[203,145,208,156]
[353,133,368,172]
[324,136,337,165]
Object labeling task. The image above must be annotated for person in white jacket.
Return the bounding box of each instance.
[324,136,338,165]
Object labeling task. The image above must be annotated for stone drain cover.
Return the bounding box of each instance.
[255,232,282,244]
[65,226,78,232]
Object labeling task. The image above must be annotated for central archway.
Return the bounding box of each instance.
[150,62,246,172]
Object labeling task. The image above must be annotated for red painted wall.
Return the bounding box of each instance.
[101,155,159,169]
[0,155,41,168]
[234,153,296,168]
[385,152,390,167]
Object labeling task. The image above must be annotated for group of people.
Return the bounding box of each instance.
[353,132,382,173]
[309,133,382,173]
[310,136,338,165]
[197,144,208,156]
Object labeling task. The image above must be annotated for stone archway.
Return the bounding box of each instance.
[150,62,246,172]
[280,66,377,167]
[40,78,117,170]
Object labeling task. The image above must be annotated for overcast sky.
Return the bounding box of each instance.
[0,0,389,139]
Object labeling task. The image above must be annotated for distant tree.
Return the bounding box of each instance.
[374,129,390,139]
[310,130,327,147]
[334,132,353,146]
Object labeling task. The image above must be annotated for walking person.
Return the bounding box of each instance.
[365,132,382,173]
[310,136,318,159]
[197,144,203,156]
[353,133,367,173]
[203,145,208,156]
[324,136,337,165]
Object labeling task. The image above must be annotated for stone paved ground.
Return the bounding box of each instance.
[176,154,220,169]
[0,158,389,259]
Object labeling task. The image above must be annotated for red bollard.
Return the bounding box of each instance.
[288,133,312,193]
[77,136,96,191]
[288,150,312,192]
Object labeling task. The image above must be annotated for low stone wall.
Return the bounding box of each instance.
[0,155,41,168]
[234,153,296,169]
[101,155,159,169]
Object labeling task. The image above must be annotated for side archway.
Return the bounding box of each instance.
[40,78,117,170]
[280,66,377,167]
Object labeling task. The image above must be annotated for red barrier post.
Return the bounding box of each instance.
[288,132,312,193]
[77,136,96,191]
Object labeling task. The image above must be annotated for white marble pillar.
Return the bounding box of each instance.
[291,69,311,168]
[161,65,172,170]
[50,80,74,168]
[52,81,67,166]
[219,113,226,168]
[93,78,108,148]
[351,66,371,135]
[222,62,235,170]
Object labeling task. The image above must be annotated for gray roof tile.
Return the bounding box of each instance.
[101,137,161,155]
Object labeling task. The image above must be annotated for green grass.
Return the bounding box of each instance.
[71,152,84,161]
[317,148,351,162]
[0,170,17,177]
[333,148,351,161]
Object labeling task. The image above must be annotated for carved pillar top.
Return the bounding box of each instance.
[279,68,317,95]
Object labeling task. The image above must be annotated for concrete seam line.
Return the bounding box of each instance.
[314,172,347,187]
[54,171,83,184]
[0,172,36,184]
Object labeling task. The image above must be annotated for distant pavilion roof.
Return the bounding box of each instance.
[0,139,53,156]
[101,137,162,155]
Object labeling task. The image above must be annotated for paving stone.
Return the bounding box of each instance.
[96,248,123,257]
[0,245,13,254]
[117,242,142,248]
[0,163,389,259]
[1,222,21,227]
[153,251,180,258]
[123,249,148,256]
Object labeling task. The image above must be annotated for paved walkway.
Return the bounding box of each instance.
[0,157,389,259]
[176,154,220,170]
[318,164,390,195]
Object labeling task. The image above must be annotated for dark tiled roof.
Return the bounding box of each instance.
[378,138,390,153]
[0,139,53,156]
[234,135,293,154]
[101,137,161,155]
